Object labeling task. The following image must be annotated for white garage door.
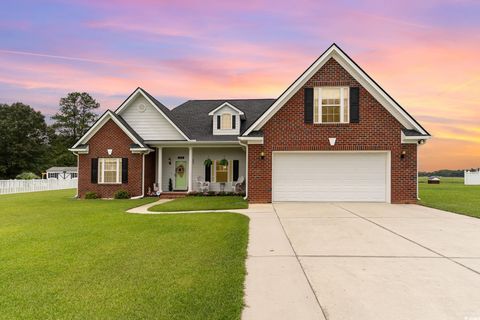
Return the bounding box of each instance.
[272,152,389,202]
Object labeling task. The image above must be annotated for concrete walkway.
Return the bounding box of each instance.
[126,201,480,319]
[127,201,324,318]
[248,202,480,320]
[240,204,326,320]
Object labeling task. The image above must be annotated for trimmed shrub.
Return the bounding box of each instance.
[114,189,130,199]
[16,172,40,180]
[85,191,99,199]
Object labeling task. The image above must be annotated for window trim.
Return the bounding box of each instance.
[314,87,349,124]
[98,158,122,184]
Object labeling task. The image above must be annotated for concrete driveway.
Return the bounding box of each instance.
[241,203,480,320]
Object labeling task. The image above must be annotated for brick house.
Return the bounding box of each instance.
[70,44,430,203]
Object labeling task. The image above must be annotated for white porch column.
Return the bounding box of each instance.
[188,146,193,192]
[157,147,162,193]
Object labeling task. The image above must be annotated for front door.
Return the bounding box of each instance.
[175,160,187,190]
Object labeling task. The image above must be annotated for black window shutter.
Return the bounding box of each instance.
[217,115,221,129]
[233,160,239,181]
[350,87,360,123]
[91,158,98,183]
[205,164,211,182]
[122,158,128,183]
[232,115,236,129]
[304,88,314,124]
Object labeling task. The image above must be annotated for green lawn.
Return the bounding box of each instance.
[149,196,248,212]
[0,189,249,319]
[419,177,480,218]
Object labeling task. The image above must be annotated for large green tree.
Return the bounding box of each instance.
[51,92,100,146]
[0,103,49,179]
[50,92,100,166]
[46,127,76,166]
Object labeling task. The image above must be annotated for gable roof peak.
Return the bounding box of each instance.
[114,87,191,140]
[243,43,429,136]
[71,109,146,149]
[208,102,245,116]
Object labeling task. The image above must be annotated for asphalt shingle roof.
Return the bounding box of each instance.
[170,99,275,141]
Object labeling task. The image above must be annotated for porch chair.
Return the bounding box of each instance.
[195,176,210,193]
[232,176,245,193]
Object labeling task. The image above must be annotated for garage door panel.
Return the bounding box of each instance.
[273,152,388,202]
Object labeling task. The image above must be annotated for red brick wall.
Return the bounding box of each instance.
[78,119,143,198]
[248,58,418,204]
[144,151,156,195]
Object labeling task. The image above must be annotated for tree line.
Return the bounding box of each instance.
[0,92,99,179]
[419,169,477,177]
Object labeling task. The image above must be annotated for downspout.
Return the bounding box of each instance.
[238,140,248,200]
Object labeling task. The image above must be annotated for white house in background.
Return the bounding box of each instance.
[46,167,78,180]
[465,169,480,185]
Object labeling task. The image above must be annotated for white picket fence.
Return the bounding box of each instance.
[0,179,78,195]
[464,170,480,185]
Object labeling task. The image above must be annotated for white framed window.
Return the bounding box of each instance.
[98,158,122,184]
[213,160,233,183]
[70,172,77,179]
[48,172,59,179]
[221,113,232,129]
[215,160,229,182]
[314,87,349,123]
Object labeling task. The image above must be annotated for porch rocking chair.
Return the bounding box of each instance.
[232,176,245,193]
[195,176,210,193]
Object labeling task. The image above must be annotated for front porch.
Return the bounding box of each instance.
[146,145,247,195]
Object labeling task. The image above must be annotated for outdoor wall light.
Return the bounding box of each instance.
[260,151,265,159]
[329,138,337,146]
[401,150,406,159]
[168,157,171,165]
[418,139,426,145]
[107,149,112,155]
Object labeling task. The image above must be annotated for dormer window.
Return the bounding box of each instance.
[210,102,243,135]
[218,113,235,130]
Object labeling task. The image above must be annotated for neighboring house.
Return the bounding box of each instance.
[46,167,78,180]
[70,44,430,203]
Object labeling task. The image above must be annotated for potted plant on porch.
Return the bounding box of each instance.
[219,158,228,166]
[204,158,213,167]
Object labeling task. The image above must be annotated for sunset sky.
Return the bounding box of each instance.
[1,0,479,171]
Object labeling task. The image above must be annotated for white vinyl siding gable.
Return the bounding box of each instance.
[212,105,241,135]
[120,96,185,141]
